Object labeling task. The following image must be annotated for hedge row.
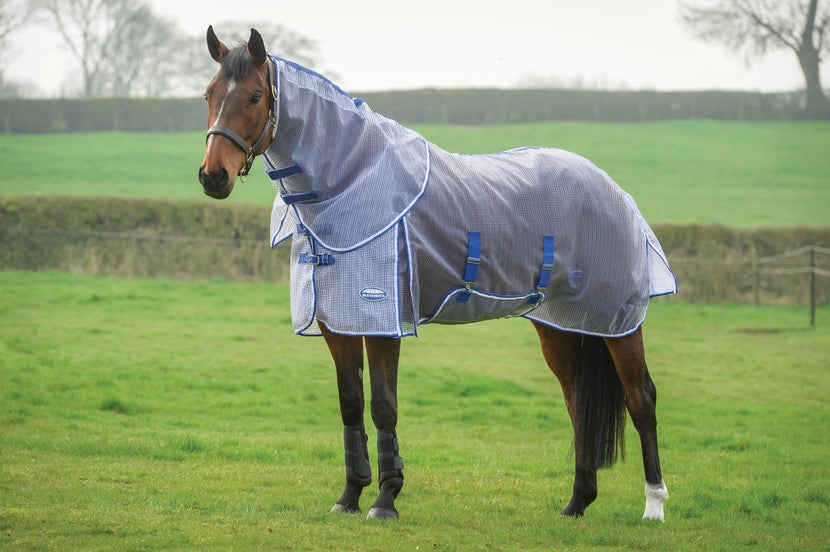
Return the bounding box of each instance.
[0,98,206,133]
[1,195,827,306]
[0,195,289,282]
[0,89,810,133]
[359,89,807,125]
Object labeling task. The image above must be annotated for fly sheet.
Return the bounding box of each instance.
[265,56,677,338]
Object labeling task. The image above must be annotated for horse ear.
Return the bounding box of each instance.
[207,25,229,63]
[247,28,267,65]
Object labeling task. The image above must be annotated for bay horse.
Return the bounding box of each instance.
[198,26,673,521]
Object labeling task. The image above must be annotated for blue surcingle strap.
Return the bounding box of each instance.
[282,191,318,204]
[298,252,335,266]
[528,235,555,304]
[268,164,317,204]
[267,163,303,180]
[457,231,481,303]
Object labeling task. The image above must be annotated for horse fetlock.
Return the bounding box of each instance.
[643,480,668,522]
[343,424,372,487]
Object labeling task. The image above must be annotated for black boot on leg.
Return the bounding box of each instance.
[331,423,372,514]
[367,430,404,519]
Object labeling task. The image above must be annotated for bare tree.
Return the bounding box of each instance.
[0,0,34,95]
[98,5,183,96]
[681,0,830,118]
[36,0,113,96]
[35,0,190,97]
[0,0,31,43]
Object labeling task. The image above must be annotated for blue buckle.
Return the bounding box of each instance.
[298,252,335,266]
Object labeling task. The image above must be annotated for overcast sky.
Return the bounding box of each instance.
[7,0,819,96]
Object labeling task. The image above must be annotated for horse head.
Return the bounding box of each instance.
[199,26,276,199]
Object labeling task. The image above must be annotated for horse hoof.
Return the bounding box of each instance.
[330,503,361,514]
[560,499,587,518]
[560,507,585,518]
[367,507,398,520]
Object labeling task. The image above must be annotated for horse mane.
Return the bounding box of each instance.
[221,43,258,81]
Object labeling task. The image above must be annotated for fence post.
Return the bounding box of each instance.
[752,247,760,306]
[810,246,816,328]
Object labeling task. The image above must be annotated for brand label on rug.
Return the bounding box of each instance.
[359,287,388,301]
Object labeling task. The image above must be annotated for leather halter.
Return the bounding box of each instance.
[206,57,278,177]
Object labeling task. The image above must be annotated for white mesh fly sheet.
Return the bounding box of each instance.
[266,58,428,251]
[265,56,677,338]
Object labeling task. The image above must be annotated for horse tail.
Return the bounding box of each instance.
[572,334,626,470]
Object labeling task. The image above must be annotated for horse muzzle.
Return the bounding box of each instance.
[198,166,234,199]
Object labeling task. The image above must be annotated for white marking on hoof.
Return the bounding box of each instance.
[643,481,668,522]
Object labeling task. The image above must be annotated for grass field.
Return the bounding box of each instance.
[1,271,828,550]
[1,121,828,227]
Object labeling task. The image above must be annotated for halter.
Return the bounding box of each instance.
[206,57,278,177]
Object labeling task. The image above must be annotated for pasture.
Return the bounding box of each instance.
[1,270,828,550]
[1,120,829,227]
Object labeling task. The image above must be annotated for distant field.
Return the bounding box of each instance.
[1,121,828,227]
[1,271,828,550]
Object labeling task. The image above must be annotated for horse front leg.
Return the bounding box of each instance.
[365,336,404,520]
[321,323,372,514]
[605,328,668,521]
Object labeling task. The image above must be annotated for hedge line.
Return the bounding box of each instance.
[1,195,827,306]
[0,89,809,133]
[359,89,806,125]
[0,98,206,133]
[0,195,289,282]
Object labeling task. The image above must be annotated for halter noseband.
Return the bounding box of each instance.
[206,57,278,178]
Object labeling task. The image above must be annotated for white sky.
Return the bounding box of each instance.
[6,0,819,96]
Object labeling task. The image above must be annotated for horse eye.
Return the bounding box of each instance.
[249,93,262,106]
[203,93,208,101]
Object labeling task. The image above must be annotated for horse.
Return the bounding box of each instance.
[198,26,675,522]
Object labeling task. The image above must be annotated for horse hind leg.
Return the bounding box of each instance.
[533,323,606,517]
[604,327,668,521]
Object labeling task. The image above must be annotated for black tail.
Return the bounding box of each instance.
[572,335,626,470]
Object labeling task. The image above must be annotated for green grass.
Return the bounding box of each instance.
[2,270,828,550]
[1,121,828,227]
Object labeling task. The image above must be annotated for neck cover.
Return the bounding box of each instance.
[265,56,429,252]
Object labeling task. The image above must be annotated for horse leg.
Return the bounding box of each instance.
[321,323,372,514]
[604,327,668,521]
[532,322,599,517]
[364,336,404,520]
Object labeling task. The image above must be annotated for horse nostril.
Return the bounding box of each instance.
[199,166,232,199]
[199,167,229,189]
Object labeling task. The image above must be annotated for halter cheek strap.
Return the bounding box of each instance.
[206,57,278,177]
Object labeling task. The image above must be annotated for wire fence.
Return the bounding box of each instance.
[2,225,828,314]
[0,224,291,283]
[757,245,830,326]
